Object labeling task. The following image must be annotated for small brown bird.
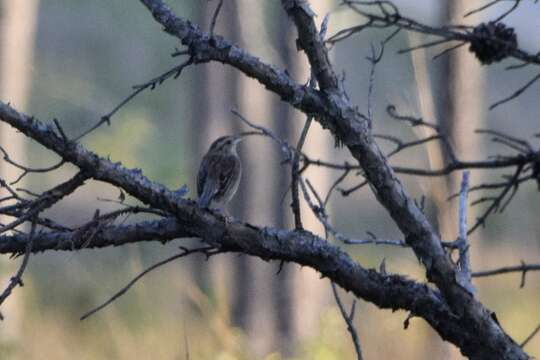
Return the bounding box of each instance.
[197,132,257,209]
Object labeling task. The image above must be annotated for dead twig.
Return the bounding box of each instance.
[80,246,224,320]
[74,57,193,142]
[0,218,37,320]
[331,282,364,360]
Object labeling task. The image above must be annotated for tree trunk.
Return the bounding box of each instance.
[0,0,39,339]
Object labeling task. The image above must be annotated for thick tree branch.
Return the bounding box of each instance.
[0,101,526,358]
[138,0,328,118]
[0,217,189,254]
[0,0,530,356]
[263,9,519,359]
[281,0,338,90]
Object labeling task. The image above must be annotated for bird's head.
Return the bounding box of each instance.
[208,131,260,154]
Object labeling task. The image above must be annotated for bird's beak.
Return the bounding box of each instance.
[236,131,261,144]
[239,131,261,138]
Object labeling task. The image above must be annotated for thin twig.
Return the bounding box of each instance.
[0,146,64,185]
[209,0,224,36]
[521,322,540,348]
[0,217,37,319]
[230,109,290,153]
[340,0,540,107]
[490,73,540,110]
[324,170,350,207]
[472,262,540,279]
[464,0,504,17]
[366,42,383,127]
[455,171,475,294]
[81,246,223,320]
[468,164,524,234]
[432,42,466,60]
[339,179,368,197]
[300,177,407,247]
[290,18,328,229]
[291,117,312,230]
[0,172,89,235]
[386,104,440,130]
[331,282,364,360]
[398,38,453,54]
[74,58,193,142]
[492,0,521,23]
[476,129,532,152]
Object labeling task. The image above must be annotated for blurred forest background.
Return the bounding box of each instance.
[0,0,539,359]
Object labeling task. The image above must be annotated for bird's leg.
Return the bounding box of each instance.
[210,206,235,227]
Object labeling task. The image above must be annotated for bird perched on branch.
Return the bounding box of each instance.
[197,132,258,209]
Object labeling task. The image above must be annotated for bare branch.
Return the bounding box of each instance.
[386,104,440,130]
[366,42,383,126]
[324,169,350,207]
[74,57,193,142]
[81,246,223,320]
[0,171,89,236]
[464,0,506,17]
[300,177,407,247]
[0,218,37,320]
[468,164,524,234]
[476,129,533,153]
[455,171,475,295]
[521,322,540,348]
[0,146,64,185]
[209,0,224,36]
[0,1,531,355]
[331,282,364,360]
[465,0,523,23]
[339,179,368,197]
[338,0,540,106]
[432,42,466,60]
[281,0,339,90]
[472,262,540,283]
[489,72,540,110]
[0,217,189,254]
[291,117,312,230]
[0,103,465,351]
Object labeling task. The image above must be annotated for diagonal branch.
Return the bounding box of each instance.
[0,171,89,236]
[331,282,364,360]
[80,246,223,320]
[281,0,338,90]
[0,100,515,358]
[0,1,530,356]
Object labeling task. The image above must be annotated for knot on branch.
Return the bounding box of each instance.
[469,22,517,65]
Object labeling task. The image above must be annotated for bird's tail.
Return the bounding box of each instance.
[197,185,215,208]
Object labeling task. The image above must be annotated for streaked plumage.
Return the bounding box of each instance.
[197,134,252,208]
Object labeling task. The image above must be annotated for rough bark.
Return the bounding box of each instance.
[0,0,531,357]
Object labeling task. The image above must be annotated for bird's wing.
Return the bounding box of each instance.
[197,153,241,207]
[197,155,209,198]
[197,154,217,208]
[198,178,218,208]
[214,155,241,200]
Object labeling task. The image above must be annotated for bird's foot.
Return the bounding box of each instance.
[208,207,232,225]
